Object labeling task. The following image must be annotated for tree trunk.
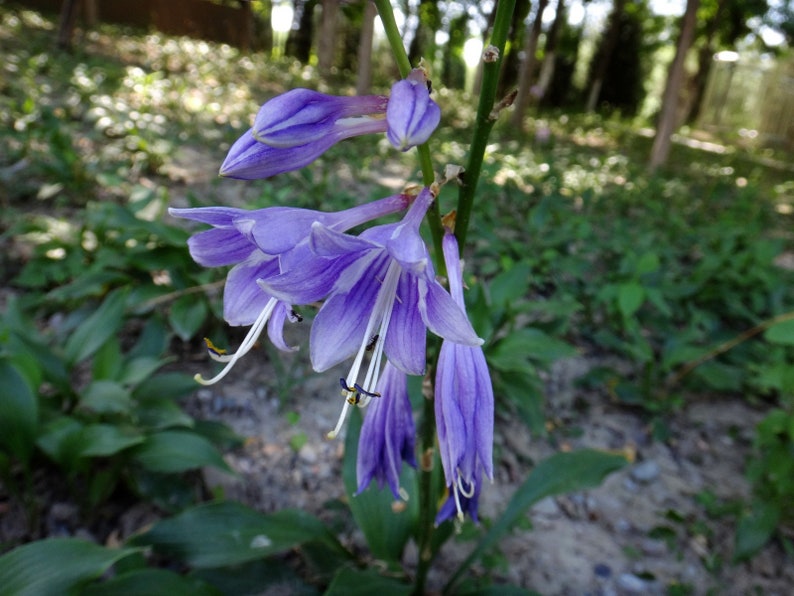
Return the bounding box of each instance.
[686,0,728,124]
[510,0,549,130]
[649,0,700,171]
[585,0,626,112]
[57,0,81,50]
[408,0,440,68]
[497,0,532,97]
[286,0,316,63]
[356,1,377,94]
[318,0,339,76]
[535,0,566,101]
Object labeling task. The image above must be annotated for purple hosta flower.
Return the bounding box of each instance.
[386,69,441,151]
[252,89,388,148]
[168,194,410,384]
[259,186,482,439]
[221,89,389,180]
[434,231,494,525]
[221,73,441,180]
[356,362,417,500]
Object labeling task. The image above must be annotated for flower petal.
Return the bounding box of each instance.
[223,254,279,326]
[419,279,482,346]
[383,273,426,375]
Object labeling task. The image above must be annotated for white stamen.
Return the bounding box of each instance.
[194,297,278,386]
[327,262,401,438]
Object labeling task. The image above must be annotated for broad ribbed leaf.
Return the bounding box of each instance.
[132,430,232,473]
[130,501,334,568]
[0,538,138,596]
[64,289,128,364]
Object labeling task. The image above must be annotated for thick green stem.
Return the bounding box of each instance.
[374,0,443,266]
[455,0,517,253]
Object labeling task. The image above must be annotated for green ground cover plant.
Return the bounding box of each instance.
[0,5,792,594]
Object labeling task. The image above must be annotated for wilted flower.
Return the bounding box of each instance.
[258,187,481,439]
[434,231,494,524]
[169,194,410,384]
[356,362,416,499]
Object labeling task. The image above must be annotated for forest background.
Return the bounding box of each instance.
[1,0,793,594]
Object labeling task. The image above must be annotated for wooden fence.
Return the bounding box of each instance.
[17,0,253,49]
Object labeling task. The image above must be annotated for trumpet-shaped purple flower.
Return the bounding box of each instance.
[220,73,441,179]
[168,194,409,385]
[252,89,388,148]
[386,71,441,151]
[356,362,416,500]
[434,232,494,524]
[258,187,481,439]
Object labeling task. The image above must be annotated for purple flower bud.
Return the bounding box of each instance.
[386,72,441,151]
[253,88,388,148]
[355,362,417,499]
[434,232,494,523]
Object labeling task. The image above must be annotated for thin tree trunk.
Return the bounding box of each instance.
[585,0,626,112]
[649,0,700,171]
[318,0,339,76]
[510,0,549,130]
[57,0,81,50]
[535,0,566,100]
[686,0,727,124]
[356,1,377,94]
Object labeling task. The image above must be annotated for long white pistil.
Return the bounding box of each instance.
[195,297,278,386]
[327,262,401,439]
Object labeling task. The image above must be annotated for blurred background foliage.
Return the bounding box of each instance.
[0,0,793,593]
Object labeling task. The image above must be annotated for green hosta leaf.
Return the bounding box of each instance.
[0,538,138,596]
[130,501,335,568]
[488,263,532,309]
[764,319,794,346]
[36,417,84,469]
[80,381,133,415]
[92,336,123,381]
[617,282,645,318]
[342,408,418,562]
[191,559,319,596]
[118,356,165,386]
[170,295,209,341]
[446,449,627,591]
[133,372,200,401]
[0,359,38,463]
[635,251,660,275]
[132,430,232,474]
[325,567,412,596]
[82,568,222,596]
[136,399,194,430]
[734,500,781,561]
[78,424,144,458]
[64,289,128,365]
[488,328,576,371]
[495,370,545,436]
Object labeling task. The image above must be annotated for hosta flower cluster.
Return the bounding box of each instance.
[171,70,493,523]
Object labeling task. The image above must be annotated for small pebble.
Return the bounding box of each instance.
[594,563,612,578]
[616,573,649,594]
[630,460,660,484]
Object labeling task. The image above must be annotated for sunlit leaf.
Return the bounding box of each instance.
[764,319,794,346]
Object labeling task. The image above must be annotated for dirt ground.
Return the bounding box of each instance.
[188,331,794,596]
